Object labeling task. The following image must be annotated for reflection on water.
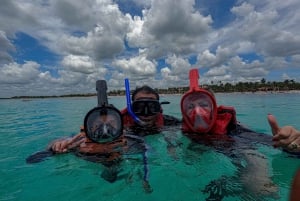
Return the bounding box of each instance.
[1,93,300,201]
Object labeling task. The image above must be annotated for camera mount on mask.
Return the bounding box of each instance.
[84,80,123,143]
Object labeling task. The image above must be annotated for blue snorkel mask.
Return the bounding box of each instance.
[84,80,123,143]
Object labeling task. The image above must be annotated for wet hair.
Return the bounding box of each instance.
[132,85,160,101]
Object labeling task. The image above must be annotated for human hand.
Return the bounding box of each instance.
[78,138,126,154]
[267,114,300,152]
[50,132,86,153]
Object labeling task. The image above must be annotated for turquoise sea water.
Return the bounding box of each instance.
[1,93,300,201]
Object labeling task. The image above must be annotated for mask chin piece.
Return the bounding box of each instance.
[189,106,212,133]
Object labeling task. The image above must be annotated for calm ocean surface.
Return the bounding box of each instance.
[1,93,300,201]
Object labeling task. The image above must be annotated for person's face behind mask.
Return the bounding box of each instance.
[182,92,216,133]
[132,92,160,128]
[86,109,122,143]
[92,115,118,138]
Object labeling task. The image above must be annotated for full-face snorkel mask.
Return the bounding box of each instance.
[84,80,123,143]
[180,69,217,134]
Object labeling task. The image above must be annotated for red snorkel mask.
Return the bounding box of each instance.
[180,69,217,134]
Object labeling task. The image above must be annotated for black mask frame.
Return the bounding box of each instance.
[132,99,161,116]
[83,80,123,143]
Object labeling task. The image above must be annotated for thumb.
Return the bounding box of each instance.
[267,114,280,135]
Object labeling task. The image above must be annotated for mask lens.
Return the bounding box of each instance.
[132,101,146,115]
[84,107,122,143]
[132,100,160,116]
[182,92,216,133]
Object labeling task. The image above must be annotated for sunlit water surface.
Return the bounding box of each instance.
[1,92,300,201]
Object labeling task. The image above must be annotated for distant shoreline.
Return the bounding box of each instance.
[1,89,300,100]
[215,89,300,94]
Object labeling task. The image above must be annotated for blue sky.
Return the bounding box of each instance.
[0,0,300,98]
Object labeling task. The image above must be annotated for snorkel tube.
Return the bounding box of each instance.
[180,68,218,134]
[96,80,108,107]
[125,78,145,125]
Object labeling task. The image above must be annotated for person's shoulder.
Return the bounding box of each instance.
[163,114,182,126]
[230,123,274,146]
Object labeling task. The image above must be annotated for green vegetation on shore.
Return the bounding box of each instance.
[4,79,300,99]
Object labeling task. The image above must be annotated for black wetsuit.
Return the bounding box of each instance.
[26,132,151,185]
[183,123,292,201]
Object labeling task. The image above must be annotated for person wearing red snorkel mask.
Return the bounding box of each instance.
[181,69,300,201]
[182,92,215,133]
[181,69,281,200]
[181,69,236,137]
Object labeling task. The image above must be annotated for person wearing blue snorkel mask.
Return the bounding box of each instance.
[121,84,181,135]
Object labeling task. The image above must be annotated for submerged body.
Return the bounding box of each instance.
[184,124,280,200]
[26,131,152,191]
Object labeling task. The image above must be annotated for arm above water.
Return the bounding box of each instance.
[48,126,86,153]
[267,114,300,153]
[77,138,126,154]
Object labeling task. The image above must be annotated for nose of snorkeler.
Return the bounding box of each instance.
[191,106,211,130]
[94,123,118,140]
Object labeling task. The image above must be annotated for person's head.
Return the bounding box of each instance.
[132,85,160,101]
[131,85,161,127]
[85,107,123,143]
[181,89,217,133]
